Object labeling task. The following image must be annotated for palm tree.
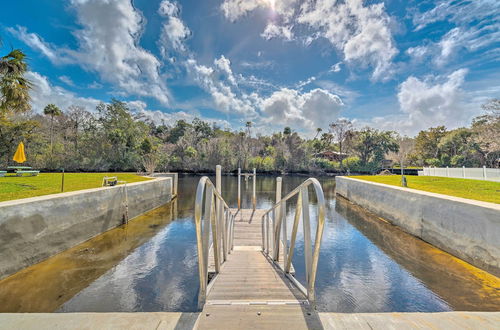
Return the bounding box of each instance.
[245,121,252,136]
[0,48,32,115]
[43,103,62,154]
[314,127,322,139]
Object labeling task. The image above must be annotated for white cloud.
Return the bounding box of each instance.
[367,69,470,135]
[26,71,101,112]
[330,62,342,73]
[9,0,171,106]
[126,100,231,128]
[412,0,500,31]
[158,0,190,56]
[6,26,73,65]
[407,25,500,67]
[261,23,293,41]
[260,88,343,131]
[186,57,256,116]
[220,0,397,81]
[58,75,75,87]
[298,0,397,81]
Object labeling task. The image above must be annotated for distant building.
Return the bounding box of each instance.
[381,159,393,168]
[316,151,348,162]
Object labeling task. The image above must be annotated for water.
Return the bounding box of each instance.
[0,175,498,313]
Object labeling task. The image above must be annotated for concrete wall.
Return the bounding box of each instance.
[151,173,178,196]
[0,178,172,280]
[335,176,500,276]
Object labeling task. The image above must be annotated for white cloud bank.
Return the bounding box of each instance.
[220,0,398,81]
[368,69,471,135]
[9,0,171,105]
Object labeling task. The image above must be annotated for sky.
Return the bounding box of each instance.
[0,0,499,136]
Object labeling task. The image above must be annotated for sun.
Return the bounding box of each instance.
[263,0,276,11]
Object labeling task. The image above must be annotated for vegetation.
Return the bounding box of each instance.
[350,175,500,204]
[0,43,498,174]
[0,173,150,202]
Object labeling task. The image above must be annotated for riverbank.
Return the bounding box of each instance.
[335,176,500,276]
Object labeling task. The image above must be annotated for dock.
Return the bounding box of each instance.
[200,208,310,328]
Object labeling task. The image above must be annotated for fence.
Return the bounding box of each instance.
[418,166,500,182]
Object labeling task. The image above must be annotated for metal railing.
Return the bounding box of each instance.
[261,177,326,305]
[195,166,236,309]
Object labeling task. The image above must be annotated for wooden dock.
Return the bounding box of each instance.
[199,208,312,329]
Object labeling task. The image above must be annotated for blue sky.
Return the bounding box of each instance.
[1,0,499,135]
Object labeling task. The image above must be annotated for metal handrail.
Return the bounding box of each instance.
[261,177,326,306]
[194,174,236,309]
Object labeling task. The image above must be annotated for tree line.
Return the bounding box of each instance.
[1,46,499,173]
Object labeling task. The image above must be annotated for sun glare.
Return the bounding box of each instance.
[264,0,276,11]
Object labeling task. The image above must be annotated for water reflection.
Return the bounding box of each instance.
[0,175,498,313]
[0,201,179,312]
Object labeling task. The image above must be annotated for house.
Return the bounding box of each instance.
[316,151,348,162]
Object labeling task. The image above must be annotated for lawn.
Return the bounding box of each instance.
[0,173,151,202]
[349,175,500,204]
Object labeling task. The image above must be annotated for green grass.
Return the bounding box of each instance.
[0,173,151,202]
[349,175,500,204]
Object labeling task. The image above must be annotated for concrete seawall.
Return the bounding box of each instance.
[335,176,500,276]
[0,177,173,280]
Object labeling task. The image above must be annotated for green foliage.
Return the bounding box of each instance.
[0,49,31,114]
[312,158,339,170]
[351,128,399,171]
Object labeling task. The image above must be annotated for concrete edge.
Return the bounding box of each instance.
[0,177,164,207]
[0,312,498,329]
[339,176,500,209]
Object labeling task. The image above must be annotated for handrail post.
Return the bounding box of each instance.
[273,177,282,261]
[237,168,241,209]
[216,165,227,261]
[252,168,256,210]
[285,192,301,273]
[300,186,312,293]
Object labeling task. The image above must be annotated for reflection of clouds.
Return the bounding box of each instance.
[59,224,174,311]
[58,176,452,313]
[59,220,200,312]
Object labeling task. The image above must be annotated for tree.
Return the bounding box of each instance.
[66,105,89,155]
[43,103,62,154]
[329,119,353,170]
[352,128,399,171]
[0,49,31,115]
[314,127,322,139]
[413,126,447,165]
[395,136,415,186]
[245,121,252,136]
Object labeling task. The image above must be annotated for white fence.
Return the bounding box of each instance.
[418,167,500,182]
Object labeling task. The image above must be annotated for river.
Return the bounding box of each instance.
[0,175,498,313]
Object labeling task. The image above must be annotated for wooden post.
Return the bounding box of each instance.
[462,166,466,178]
[252,168,256,210]
[237,168,241,209]
[61,168,65,192]
[483,166,487,180]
